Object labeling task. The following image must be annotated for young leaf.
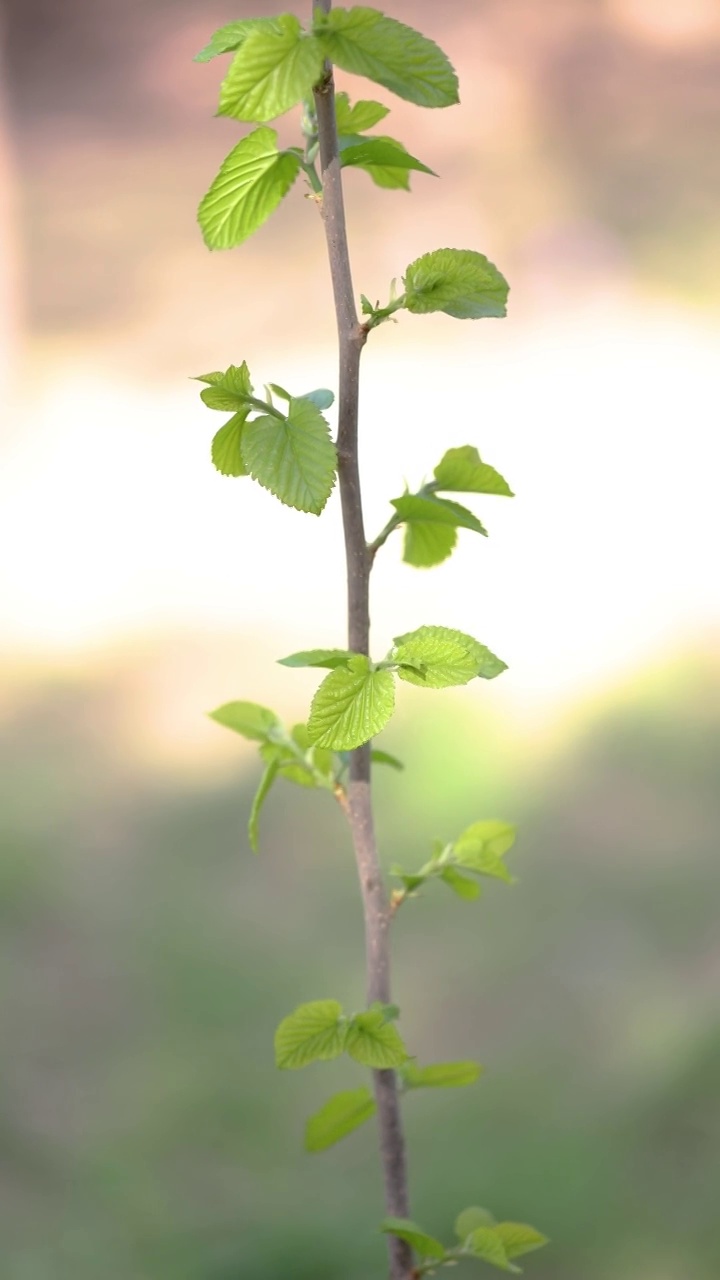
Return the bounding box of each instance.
[274,1000,347,1070]
[440,865,482,899]
[298,388,335,411]
[455,1207,497,1241]
[401,1060,483,1090]
[307,656,395,750]
[403,520,457,568]
[404,248,509,319]
[391,494,487,536]
[452,845,513,884]
[208,700,282,742]
[345,1008,407,1068]
[260,739,323,789]
[340,136,436,190]
[466,1227,519,1272]
[211,414,249,476]
[248,758,279,852]
[371,749,404,770]
[198,127,301,250]
[392,625,501,689]
[390,866,427,894]
[380,1218,446,1261]
[493,1224,549,1261]
[273,758,317,788]
[456,820,517,859]
[198,361,253,410]
[194,17,284,64]
[305,1087,376,1152]
[266,382,292,401]
[334,91,390,133]
[309,749,336,786]
[278,649,354,670]
[314,8,459,110]
[391,494,488,566]
[475,648,508,680]
[218,15,324,123]
[241,396,337,514]
[267,385,334,411]
[434,445,514,497]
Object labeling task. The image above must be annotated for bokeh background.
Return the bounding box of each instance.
[1,1,719,1277]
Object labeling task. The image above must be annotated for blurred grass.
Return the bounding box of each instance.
[1,647,718,1279]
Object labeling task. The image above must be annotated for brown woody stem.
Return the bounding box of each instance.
[312,4,413,1277]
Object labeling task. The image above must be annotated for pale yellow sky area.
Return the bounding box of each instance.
[1,296,718,721]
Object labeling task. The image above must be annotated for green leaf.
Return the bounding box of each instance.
[208,700,281,742]
[403,520,457,568]
[434,445,514,497]
[298,387,335,411]
[198,361,254,410]
[440,865,482,899]
[274,758,317,788]
[456,820,517,859]
[305,1087,376,1152]
[267,385,334,412]
[218,15,324,123]
[278,649,354,670]
[340,135,436,190]
[345,1008,407,1068]
[260,739,318,789]
[390,494,485,533]
[241,396,337,515]
[371,749,404,771]
[475,648,507,680]
[248,758,279,852]
[392,625,500,689]
[274,1000,347,1070]
[266,382,291,401]
[334,91,390,133]
[198,126,301,250]
[391,494,488,567]
[404,248,509,319]
[290,723,311,748]
[466,1227,519,1272]
[401,1060,483,1090]
[390,866,427,894]
[455,1208,497,1241]
[194,18,284,63]
[380,1218,446,1261]
[308,656,395,750]
[211,414,249,476]
[493,1224,549,1261]
[452,847,513,884]
[315,8,458,109]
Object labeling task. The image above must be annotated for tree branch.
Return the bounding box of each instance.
[312,5,413,1277]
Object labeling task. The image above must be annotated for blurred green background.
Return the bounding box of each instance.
[1,0,719,1277]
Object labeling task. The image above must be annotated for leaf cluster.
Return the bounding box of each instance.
[381,1210,548,1274]
[194,364,337,514]
[208,698,402,850]
[373,444,514,569]
[391,820,517,906]
[275,999,406,1071]
[195,7,458,248]
[278,626,506,751]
